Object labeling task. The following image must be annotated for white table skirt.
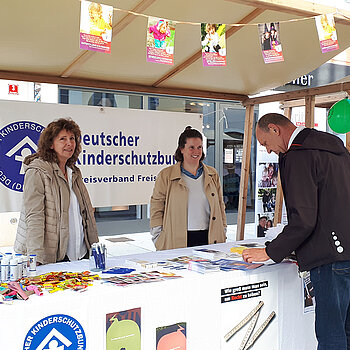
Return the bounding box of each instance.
[0,241,317,349]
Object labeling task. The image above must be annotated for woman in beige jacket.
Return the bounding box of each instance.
[14,118,98,264]
[150,126,227,250]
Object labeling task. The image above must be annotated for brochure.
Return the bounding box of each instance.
[192,248,227,260]
[188,259,220,274]
[215,259,263,271]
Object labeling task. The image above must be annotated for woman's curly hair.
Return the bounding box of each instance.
[37,118,82,167]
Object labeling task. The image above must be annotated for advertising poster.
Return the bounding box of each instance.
[258,22,284,64]
[0,100,202,211]
[221,273,278,350]
[302,272,315,314]
[201,23,227,66]
[80,0,113,54]
[156,322,186,350]
[315,14,339,53]
[106,307,141,350]
[147,17,175,65]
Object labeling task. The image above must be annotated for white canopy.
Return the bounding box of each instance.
[2,0,350,100]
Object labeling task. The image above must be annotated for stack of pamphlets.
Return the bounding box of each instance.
[192,248,227,260]
[188,259,220,274]
[102,271,182,287]
[214,259,263,271]
[230,243,265,256]
[125,258,158,269]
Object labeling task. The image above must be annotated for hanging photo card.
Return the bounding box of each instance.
[201,23,227,67]
[80,1,113,54]
[147,17,175,65]
[315,14,339,53]
[258,22,284,64]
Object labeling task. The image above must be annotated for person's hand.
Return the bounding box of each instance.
[242,248,269,263]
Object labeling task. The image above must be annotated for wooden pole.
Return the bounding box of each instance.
[346,132,350,152]
[236,105,255,240]
[305,96,315,128]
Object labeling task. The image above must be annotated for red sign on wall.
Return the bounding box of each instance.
[8,84,19,95]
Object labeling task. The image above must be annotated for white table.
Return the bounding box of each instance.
[0,241,317,349]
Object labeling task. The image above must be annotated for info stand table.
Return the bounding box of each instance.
[0,242,316,349]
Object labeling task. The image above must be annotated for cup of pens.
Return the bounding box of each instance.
[89,243,106,271]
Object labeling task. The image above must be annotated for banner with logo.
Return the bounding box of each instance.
[0,100,202,212]
[80,1,113,53]
[201,23,226,66]
[23,314,87,350]
[315,14,339,53]
[258,22,284,64]
[147,17,175,65]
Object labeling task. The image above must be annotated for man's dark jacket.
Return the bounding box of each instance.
[266,128,350,271]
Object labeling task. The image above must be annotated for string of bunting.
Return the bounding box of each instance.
[79,0,346,66]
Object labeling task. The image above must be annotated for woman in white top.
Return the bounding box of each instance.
[15,118,98,264]
[150,126,227,250]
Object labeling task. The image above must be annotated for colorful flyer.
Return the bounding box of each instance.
[156,322,186,350]
[201,23,226,67]
[302,272,315,313]
[147,17,175,65]
[258,22,284,64]
[315,14,339,53]
[80,1,113,54]
[106,308,141,349]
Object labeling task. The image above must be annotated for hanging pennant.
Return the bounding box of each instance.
[80,1,113,54]
[147,17,175,65]
[315,14,339,53]
[201,23,226,67]
[258,22,284,64]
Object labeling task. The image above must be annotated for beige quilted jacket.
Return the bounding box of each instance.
[14,155,98,264]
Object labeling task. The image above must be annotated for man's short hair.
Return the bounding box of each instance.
[259,216,268,222]
[257,113,293,132]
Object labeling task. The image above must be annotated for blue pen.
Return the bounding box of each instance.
[91,246,99,269]
[100,243,106,269]
[102,268,135,274]
[97,244,104,269]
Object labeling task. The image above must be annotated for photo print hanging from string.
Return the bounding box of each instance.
[258,22,284,64]
[315,13,339,53]
[147,17,176,65]
[201,23,227,67]
[80,1,113,54]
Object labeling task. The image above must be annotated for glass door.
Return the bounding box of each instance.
[217,102,257,225]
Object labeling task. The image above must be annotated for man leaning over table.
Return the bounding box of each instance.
[242,112,350,350]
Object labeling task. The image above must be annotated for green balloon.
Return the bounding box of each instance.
[328,98,350,134]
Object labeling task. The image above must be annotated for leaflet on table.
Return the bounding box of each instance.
[192,248,227,260]
[230,243,265,255]
[215,259,263,271]
[125,258,158,269]
[188,259,221,274]
[102,271,182,287]
[167,255,205,264]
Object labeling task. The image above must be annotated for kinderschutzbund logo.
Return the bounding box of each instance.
[23,314,86,350]
[0,121,44,192]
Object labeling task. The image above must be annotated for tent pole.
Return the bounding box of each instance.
[236,104,255,241]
